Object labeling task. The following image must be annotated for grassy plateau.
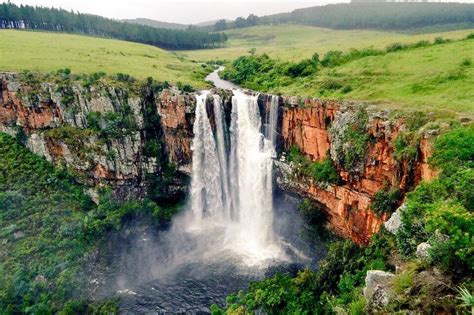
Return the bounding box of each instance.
[279,39,474,114]
[0,30,210,88]
[177,25,474,62]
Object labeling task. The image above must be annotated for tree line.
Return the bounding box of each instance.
[0,3,227,50]
[212,2,474,31]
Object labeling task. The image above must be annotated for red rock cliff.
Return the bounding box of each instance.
[276,97,437,244]
[0,73,196,200]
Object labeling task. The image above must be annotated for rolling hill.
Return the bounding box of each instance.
[178,25,474,62]
[0,30,210,88]
[122,18,188,30]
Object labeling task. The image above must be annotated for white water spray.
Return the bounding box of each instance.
[188,90,285,265]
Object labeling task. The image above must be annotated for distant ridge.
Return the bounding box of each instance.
[213,2,474,32]
[122,18,188,30]
[122,18,233,29]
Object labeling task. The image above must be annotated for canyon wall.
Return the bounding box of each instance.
[0,73,197,201]
[259,95,437,244]
[0,73,437,243]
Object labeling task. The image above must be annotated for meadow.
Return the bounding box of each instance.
[0,30,210,88]
[1,27,473,114]
[278,39,474,115]
[177,25,474,62]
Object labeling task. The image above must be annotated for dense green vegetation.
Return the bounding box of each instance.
[0,2,227,49]
[287,146,341,186]
[217,3,474,32]
[213,124,474,314]
[222,34,474,114]
[0,30,213,87]
[0,133,182,313]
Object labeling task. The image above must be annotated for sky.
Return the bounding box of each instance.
[9,0,349,24]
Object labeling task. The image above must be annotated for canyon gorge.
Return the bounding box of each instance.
[0,72,438,245]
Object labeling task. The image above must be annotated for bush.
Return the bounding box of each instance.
[321,50,344,67]
[429,124,474,177]
[371,186,402,215]
[461,58,472,67]
[310,156,341,185]
[393,132,420,163]
[176,81,194,92]
[386,42,405,52]
[434,37,448,44]
[426,202,473,273]
[288,147,340,185]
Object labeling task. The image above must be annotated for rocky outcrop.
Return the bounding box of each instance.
[416,242,432,259]
[363,270,395,309]
[384,204,405,235]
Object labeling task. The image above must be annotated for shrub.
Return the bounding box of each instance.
[393,132,420,163]
[434,37,448,44]
[461,58,472,67]
[321,50,344,67]
[286,59,317,77]
[115,72,135,83]
[288,147,340,185]
[429,124,474,177]
[426,202,473,273]
[176,81,194,92]
[386,42,405,52]
[341,84,352,94]
[371,186,402,215]
[310,156,341,185]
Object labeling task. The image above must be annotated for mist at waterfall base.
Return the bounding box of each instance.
[92,90,326,313]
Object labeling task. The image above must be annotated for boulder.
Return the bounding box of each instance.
[363,270,395,308]
[384,204,405,234]
[416,242,432,259]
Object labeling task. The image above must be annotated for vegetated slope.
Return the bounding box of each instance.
[216,3,474,32]
[178,25,474,62]
[0,133,114,312]
[0,2,227,50]
[0,30,211,88]
[222,35,474,114]
[122,18,188,30]
[0,131,181,312]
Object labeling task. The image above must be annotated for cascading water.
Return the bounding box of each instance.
[189,90,285,265]
[93,71,322,312]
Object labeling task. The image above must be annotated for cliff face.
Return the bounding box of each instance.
[270,96,437,244]
[0,73,437,244]
[0,73,196,200]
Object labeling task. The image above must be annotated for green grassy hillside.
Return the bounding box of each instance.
[222,36,474,115]
[0,30,210,88]
[178,25,474,62]
[282,39,474,114]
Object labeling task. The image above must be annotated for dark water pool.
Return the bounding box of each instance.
[87,193,327,314]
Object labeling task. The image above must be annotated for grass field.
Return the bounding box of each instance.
[0,30,209,88]
[178,25,474,62]
[0,28,472,114]
[271,39,474,115]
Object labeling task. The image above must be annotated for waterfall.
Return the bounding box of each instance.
[189,90,284,265]
[264,95,279,154]
[190,92,225,218]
